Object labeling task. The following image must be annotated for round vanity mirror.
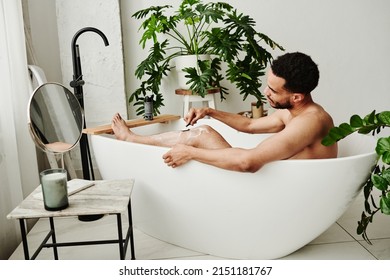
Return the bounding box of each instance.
[28,82,83,153]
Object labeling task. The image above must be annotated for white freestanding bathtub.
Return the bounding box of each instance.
[90,118,377,259]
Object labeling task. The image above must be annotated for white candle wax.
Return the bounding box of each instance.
[41,171,68,210]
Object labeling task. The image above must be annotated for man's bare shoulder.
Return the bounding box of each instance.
[291,104,335,136]
[304,104,333,124]
[269,108,290,123]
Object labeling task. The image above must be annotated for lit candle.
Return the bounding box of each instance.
[40,169,69,211]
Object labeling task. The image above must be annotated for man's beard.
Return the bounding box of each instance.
[269,99,292,109]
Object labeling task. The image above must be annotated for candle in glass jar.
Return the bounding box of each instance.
[40,169,68,211]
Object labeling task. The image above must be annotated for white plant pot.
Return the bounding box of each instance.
[175,54,210,89]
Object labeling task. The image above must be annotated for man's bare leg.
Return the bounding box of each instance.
[111,113,231,149]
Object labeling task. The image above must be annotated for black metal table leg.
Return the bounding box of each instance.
[49,217,59,260]
[128,201,136,260]
[116,214,124,260]
[19,219,30,260]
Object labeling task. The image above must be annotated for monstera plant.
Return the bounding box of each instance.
[322,110,390,243]
[129,0,284,115]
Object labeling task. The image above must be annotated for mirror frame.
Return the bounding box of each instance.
[28,82,84,153]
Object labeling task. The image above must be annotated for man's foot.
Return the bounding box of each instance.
[111,113,133,141]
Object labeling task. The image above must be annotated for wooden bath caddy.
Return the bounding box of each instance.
[83,114,181,135]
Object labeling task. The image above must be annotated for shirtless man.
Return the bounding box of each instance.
[112,52,337,172]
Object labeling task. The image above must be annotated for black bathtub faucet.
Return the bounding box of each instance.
[70,27,109,107]
[70,27,109,182]
[70,27,109,222]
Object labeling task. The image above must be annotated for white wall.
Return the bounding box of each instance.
[56,0,127,127]
[121,0,390,124]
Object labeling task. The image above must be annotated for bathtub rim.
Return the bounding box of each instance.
[91,133,378,165]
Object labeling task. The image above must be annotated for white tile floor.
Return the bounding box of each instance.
[8,191,390,260]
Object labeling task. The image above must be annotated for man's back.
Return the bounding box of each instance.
[277,103,338,159]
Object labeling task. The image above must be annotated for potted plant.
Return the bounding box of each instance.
[251,93,267,118]
[322,110,390,243]
[129,0,284,115]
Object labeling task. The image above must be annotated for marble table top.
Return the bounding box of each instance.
[7,179,134,219]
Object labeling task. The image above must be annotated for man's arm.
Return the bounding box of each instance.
[185,107,286,134]
[163,145,262,172]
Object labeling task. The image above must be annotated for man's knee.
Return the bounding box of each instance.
[193,125,220,139]
[187,125,229,149]
[182,125,212,146]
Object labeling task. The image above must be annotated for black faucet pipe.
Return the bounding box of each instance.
[72,45,85,106]
[70,27,109,107]
[71,27,109,79]
[69,27,109,182]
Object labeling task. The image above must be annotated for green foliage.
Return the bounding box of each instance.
[322,110,390,244]
[130,0,284,115]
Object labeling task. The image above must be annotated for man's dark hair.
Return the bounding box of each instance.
[271,52,319,94]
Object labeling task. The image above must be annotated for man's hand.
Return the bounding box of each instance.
[162,144,192,168]
[184,107,210,126]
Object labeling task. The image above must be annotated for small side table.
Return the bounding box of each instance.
[175,88,219,116]
[7,179,135,260]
